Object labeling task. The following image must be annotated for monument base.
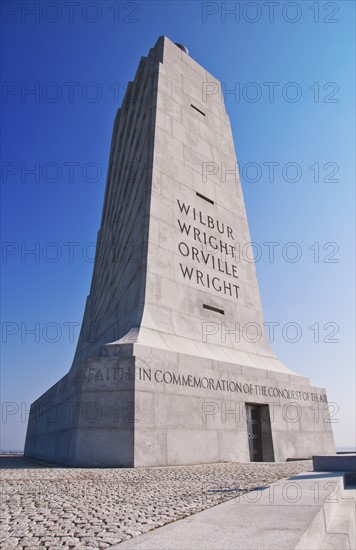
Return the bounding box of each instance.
[24,343,335,467]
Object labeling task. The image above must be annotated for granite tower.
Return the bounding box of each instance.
[25,37,335,466]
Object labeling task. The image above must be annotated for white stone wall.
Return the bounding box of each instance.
[137,37,289,373]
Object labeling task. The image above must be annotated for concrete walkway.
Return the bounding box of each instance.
[111,472,355,550]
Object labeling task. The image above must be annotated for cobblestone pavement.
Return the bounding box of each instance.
[1,456,312,549]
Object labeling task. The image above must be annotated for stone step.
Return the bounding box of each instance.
[320,495,356,550]
[322,534,352,550]
[296,484,355,550]
[112,472,355,550]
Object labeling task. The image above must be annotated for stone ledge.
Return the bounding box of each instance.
[112,472,356,550]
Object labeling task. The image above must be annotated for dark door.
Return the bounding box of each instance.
[246,404,263,462]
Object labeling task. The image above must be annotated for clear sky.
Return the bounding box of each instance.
[1,0,355,451]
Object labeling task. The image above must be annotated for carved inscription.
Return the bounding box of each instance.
[176,199,240,299]
[138,366,328,402]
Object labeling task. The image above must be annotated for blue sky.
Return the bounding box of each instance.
[1,0,355,451]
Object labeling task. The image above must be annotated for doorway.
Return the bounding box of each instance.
[245,403,274,462]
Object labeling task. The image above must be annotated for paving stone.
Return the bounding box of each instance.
[1,456,312,550]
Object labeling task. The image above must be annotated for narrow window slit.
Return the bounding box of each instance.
[203,304,225,315]
[196,192,214,205]
[191,104,205,117]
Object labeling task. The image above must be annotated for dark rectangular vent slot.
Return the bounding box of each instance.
[191,104,205,116]
[203,304,225,315]
[196,192,214,205]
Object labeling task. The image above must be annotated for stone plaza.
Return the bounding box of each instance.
[0,456,312,549]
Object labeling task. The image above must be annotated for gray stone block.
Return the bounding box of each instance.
[313,455,356,472]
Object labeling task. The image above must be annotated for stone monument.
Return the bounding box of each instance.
[24,36,335,466]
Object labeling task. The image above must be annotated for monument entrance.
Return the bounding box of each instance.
[24,36,335,467]
[246,404,263,462]
[246,404,275,462]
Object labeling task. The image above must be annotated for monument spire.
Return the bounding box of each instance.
[25,37,335,467]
